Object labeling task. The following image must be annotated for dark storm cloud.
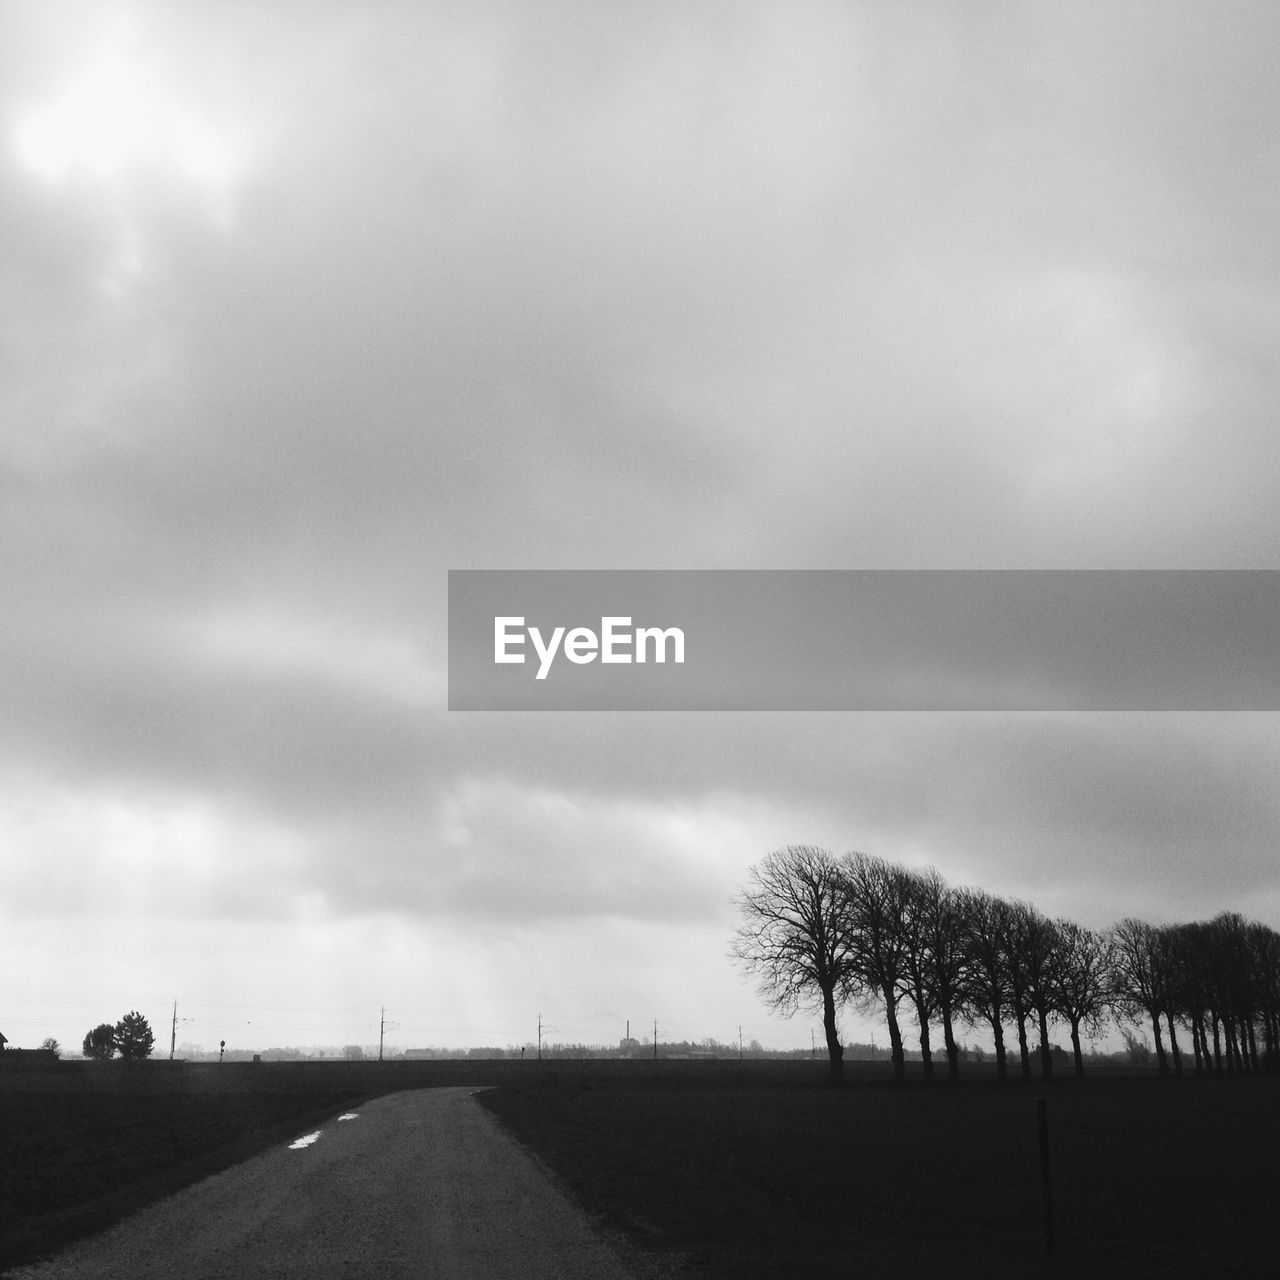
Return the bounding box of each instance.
[4,2,1280,1049]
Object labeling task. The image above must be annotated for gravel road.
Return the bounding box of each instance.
[5,1087,672,1279]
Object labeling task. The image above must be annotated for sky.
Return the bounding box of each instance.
[2,1,1279,1058]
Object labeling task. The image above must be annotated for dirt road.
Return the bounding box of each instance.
[5,1088,668,1279]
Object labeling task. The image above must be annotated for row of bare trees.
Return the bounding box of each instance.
[731,845,1280,1086]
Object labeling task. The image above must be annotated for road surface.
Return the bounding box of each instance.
[6,1087,677,1279]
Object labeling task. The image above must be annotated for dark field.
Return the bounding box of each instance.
[479,1060,1280,1279]
[2,1058,1278,1278]
[0,1062,371,1271]
[0,1056,553,1270]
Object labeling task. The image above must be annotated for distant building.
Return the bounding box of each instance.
[0,1033,58,1068]
[618,1036,643,1057]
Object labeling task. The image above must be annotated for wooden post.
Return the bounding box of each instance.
[1036,1096,1054,1258]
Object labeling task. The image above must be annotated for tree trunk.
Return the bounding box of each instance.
[881,984,906,1084]
[917,1015,933,1083]
[1166,1013,1182,1079]
[1015,1013,1032,1082]
[1037,1009,1053,1079]
[941,1004,960,1084]
[1069,1022,1085,1078]
[821,984,844,1087]
[1224,1021,1240,1075]
[1150,1009,1169,1077]
[990,1018,1007,1082]
[1191,1015,1207,1076]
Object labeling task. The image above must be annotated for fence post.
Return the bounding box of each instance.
[1036,1096,1054,1258]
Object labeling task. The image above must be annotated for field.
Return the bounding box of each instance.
[480,1060,1280,1278]
[2,1057,1277,1277]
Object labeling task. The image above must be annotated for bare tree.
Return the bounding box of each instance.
[956,887,1016,1081]
[997,900,1050,1080]
[842,850,911,1084]
[1109,918,1174,1076]
[902,866,968,1083]
[896,870,941,1082]
[1153,925,1188,1076]
[1247,920,1280,1075]
[1164,921,1214,1075]
[1019,906,1062,1079]
[1051,919,1113,1078]
[1205,914,1247,1073]
[732,845,860,1085]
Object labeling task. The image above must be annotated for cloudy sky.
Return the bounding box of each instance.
[3,1,1279,1057]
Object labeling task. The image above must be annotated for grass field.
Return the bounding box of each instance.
[478,1060,1280,1279]
[2,1057,1277,1277]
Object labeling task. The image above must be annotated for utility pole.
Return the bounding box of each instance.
[168,1002,194,1060]
[537,1013,542,1061]
[653,1018,658,1060]
[739,1025,743,1060]
[377,1007,398,1062]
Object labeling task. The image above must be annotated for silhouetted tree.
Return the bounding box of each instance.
[896,869,941,1082]
[895,866,968,1083]
[1164,921,1214,1075]
[1247,920,1280,1074]
[734,841,1280,1091]
[1051,920,1112,1078]
[1152,925,1187,1076]
[1211,912,1262,1074]
[1183,913,1244,1075]
[82,1023,116,1060]
[1109,918,1173,1075]
[1016,905,1061,1079]
[997,900,1051,1080]
[955,887,1015,1081]
[732,845,860,1085]
[842,850,911,1083]
[38,1037,61,1058]
[114,1011,155,1061]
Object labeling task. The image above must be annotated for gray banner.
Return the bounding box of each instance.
[447,570,1280,710]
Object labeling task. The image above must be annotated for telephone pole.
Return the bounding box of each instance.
[167,1000,195,1060]
[378,1007,398,1061]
